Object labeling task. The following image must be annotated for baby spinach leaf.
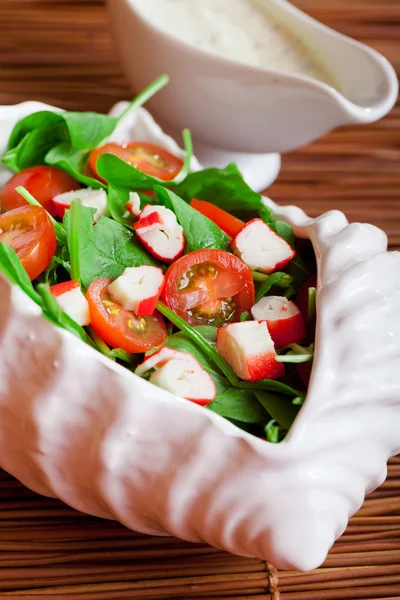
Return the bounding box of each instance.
[7,111,65,149]
[61,112,117,151]
[0,243,42,305]
[96,153,162,189]
[286,254,310,291]
[174,163,262,213]
[3,124,68,173]
[43,253,71,285]
[208,389,268,424]
[226,419,254,433]
[3,75,172,174]
[193,325,218,343]
[256,391,299,431]
[107,185,135,229]
[65,205,160,289]
[237,379,304,398]
[155,186,230,251]
[255,272,293,302]
[259,203,295,248]
[45,143,106,189]
[66,200,86,284]
[96,126,193,189]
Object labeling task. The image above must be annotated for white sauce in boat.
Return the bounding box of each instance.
[131,0,337,87]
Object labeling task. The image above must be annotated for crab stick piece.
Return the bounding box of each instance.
[230,218,295,274]
[108,266,164,317]
[50,280,90,326]
[124,192,142,217]
[251,296,306,348]
[216,321,285,382]
[135,347,216,405]
[53,188,108,221]
[134,205,184,263]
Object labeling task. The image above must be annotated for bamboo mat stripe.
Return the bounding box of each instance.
[0,0,399,598]
[0,460,398,598]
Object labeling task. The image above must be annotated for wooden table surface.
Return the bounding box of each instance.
[0,1,399,598]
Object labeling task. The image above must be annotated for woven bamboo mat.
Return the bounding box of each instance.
[0,0,399,598]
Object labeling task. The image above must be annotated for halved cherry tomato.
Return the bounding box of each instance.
[161,249,255,327]
[89,142,183,184]
[0,166,79,217]
[0,205,56,280]
[190,199,245,238]
[87,278,167,353]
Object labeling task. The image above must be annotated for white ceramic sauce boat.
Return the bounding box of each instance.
[107,0,398,154]
[0,101,399,572]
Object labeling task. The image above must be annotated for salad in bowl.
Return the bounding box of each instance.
[0,75,398,571]
[0,75,316,443]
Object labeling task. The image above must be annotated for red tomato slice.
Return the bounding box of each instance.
[0,205,56,280]
[0,166,79,217]
[190,199,245,238]
[87,278,167,353]
[88,142,184,184]
[161,249,255,327]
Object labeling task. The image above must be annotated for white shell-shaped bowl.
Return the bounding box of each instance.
[0,102,399,572]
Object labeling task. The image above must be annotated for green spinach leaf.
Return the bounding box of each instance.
[237,379,304,398]
[45,143,106,189]
[65,205,160,289]
[61,112,117,151]
[66,200,87,284]
[7,111,65,149]
[208,389,268,424]
[286,254,310,291]
[155,186,230,251]
[3,124,67,173]
[3,75,171,174]
[96,153,163,189]
[107,185,135,229]
[174,163,262,213]
[193,326,218,343]
[255,272,293,302]
[256,391,299,430]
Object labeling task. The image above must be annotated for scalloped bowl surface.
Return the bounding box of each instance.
[0,102,399,571]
